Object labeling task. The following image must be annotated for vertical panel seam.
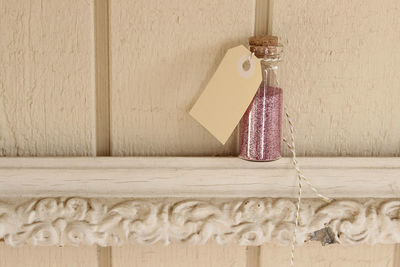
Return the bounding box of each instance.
[267,0,273,35]
[97,246,113,267]
[94,0,112,266]
[254,0,273,36]
[246,246,261,267]
[94,0,111,157]
[393,244,400,267]
[248,0,272,266]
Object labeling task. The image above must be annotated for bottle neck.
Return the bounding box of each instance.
[250,44,283,88]
[260,58,281,88]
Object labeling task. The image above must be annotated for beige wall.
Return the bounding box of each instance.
[1,0,400,266]
[274,0,400,157]
[109,0,253,156]
[0,0,96,156]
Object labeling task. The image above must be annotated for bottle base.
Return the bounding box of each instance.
[238,155,281,162]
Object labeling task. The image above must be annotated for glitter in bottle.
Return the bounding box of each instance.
[239,85,282,161]
[239,35,283,161]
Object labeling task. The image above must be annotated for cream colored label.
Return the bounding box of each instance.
[189,45,262,144]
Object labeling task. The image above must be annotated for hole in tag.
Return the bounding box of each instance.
[242,60,251,71]
[237,54,256,78]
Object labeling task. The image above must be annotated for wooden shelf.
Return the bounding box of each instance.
[1,157,400,247]
[0,157,399,198]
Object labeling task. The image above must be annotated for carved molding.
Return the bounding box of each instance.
[1,197,400,247]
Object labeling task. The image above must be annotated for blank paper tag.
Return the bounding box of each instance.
[189,45,262,144]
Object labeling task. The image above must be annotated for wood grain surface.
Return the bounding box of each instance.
[261,243,395,267]
[0,244,97,267]
[0,0,95,156]
[0,0,97,266]
[0,157,400,198]
[112,243,246,267]
[1,0,400,266]
[273,0,400,157]
[109,0,254,156]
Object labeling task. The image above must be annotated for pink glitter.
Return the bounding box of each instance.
[239,85,283,161]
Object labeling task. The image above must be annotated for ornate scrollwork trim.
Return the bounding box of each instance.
[1,198,399,246]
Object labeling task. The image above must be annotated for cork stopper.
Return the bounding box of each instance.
[249,35,278,46]
[249,35,279,58]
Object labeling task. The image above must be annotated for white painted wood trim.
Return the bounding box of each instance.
[1,157,400,247]
[1,197,399,246]
[0,157,399,198]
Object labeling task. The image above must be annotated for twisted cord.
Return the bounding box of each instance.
[283,106,333,267]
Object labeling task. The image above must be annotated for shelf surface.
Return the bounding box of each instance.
[0,157,399,198]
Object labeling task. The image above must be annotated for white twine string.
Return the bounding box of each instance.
[282,106,334,267]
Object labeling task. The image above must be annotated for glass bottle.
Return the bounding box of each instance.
[239,36,283,161]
